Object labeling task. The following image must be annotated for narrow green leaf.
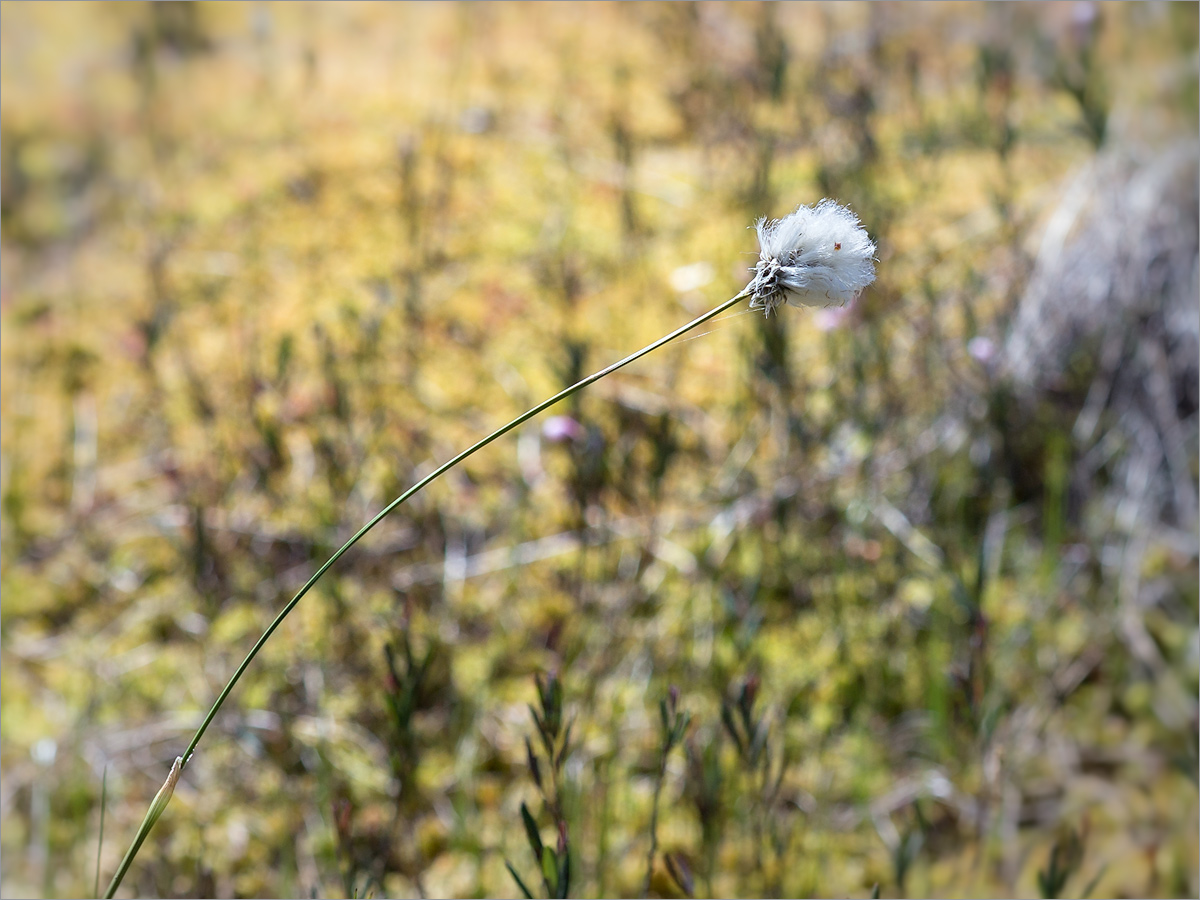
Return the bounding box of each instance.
[415,646,434,686]
[749,720,769,765]
[531,704,555,759]
[556,720,574,770]
[541,846,558,895]
[505,861,536,900]
[664,853,693,897]
[672,711,692,747]
[384,643,400,685]
[720,703,744,756]
[401,631,414,669]
[526,738,543,792]
[146,757,183,827]
[1080,864,1107,899]
[556,846,570,899]
[521,803,543,862]
[546,678,562,737]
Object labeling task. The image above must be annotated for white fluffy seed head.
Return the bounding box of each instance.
[748,199,877,316]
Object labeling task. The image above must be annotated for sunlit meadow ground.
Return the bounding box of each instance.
[1,2,1197,898]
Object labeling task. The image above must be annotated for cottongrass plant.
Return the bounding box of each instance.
[104,200,876,898]
[749,199,877,316]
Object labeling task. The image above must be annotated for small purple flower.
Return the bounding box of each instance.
[542,415,584,444]
[814,298,856,332]
[1070,1,1099,48]
[967,336,997,365]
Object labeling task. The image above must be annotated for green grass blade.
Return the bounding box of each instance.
[506,860,537,900]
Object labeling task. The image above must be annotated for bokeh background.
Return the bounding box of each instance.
[1,2,1197,898]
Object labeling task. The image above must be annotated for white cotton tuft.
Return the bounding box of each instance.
[747,199,877,316]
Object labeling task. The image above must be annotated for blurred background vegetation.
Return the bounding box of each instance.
[1,2,1197,898]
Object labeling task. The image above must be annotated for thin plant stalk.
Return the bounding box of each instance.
[93,766,107,899]
[106,757,181,900]
[641,754,668,898]
[644,691,688,898]
[104,286,750,898]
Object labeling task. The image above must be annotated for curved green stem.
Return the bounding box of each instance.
[104,287,749,898]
